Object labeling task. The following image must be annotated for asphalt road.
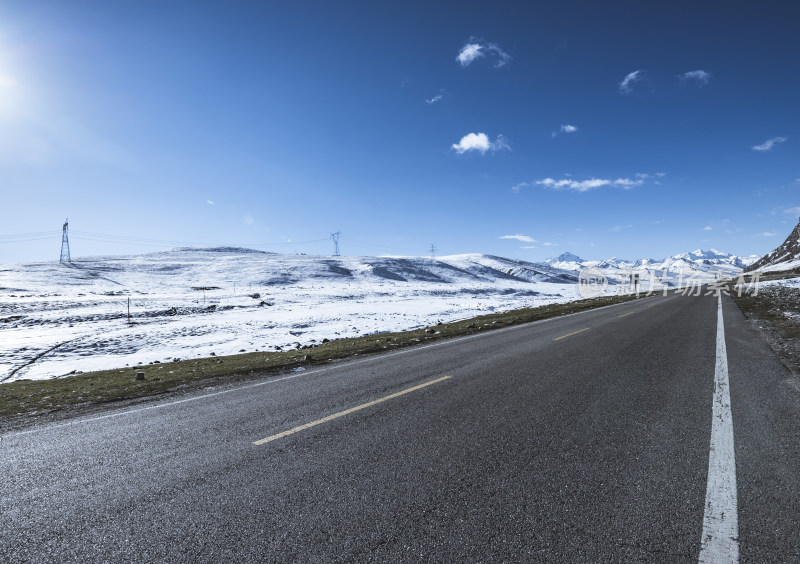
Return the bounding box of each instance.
[2,291,799,562]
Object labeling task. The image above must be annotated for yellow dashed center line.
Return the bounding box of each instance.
[553,327,590,341]
[618,311,636,318]
[253,375,452,446]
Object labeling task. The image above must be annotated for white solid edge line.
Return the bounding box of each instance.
[5,293,666,438]
[698,294,739,563]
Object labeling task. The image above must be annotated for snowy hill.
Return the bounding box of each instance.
[1,248,581,382]
[746,220,800,272]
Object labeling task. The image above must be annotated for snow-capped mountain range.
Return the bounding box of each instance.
[547,249,760,277]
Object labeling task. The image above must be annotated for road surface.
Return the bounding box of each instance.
[2,291,799,562]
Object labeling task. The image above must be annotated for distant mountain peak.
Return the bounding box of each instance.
[543,248,753,273]
[551,252,583,263]
[688,249,729,260]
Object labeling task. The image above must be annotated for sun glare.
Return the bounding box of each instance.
[0,64,22,117]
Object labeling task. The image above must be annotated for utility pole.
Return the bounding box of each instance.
[430,243,437,261]
[59,218,71,263]
[331,231,341,256]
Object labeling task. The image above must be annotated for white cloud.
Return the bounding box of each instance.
[511,182,528,193]
[452,132,510,154]
[522,245,537,249]
[499,234,536,243]
[784,206,800,215]
[452,132,489,153]
[207,200,215,205]
[457,43,483,66]
[536,177,610,191]
[552,124,579,137]
[491,134,511,152]
[485,44,511,67]
[613,177,645,189]
[759,232,777,237]
[619,70,644,94]
[702,225,712,231]
[535,171,664,192]
[425,93,443,105]
[453,132,489,153]
[794,179,800,184]
[681,70,711,85]
[456,39,511,68]
[752,136,787,152]
[542,242,558,247]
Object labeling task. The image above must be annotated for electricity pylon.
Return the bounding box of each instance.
[59,218,71,263]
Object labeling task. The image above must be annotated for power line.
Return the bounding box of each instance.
[1,227,331,250]
[346,238,411,251]
[345,241,403,251]
[71,230,199,246]
[71,230,330,248]
[0,235,61,244]
[264,238,330,247]
[345,238,427,255]
[2,225,435,258]
[0,231,61,242]
[70,236,181,248]
[68,235,335,252]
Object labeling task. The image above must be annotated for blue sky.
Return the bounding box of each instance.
[0,0,798,263]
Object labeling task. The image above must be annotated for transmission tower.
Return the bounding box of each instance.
[331,231,341,256]
[429,243,437,261]
[59,218,71,263]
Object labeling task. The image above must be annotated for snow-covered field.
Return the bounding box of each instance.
[759,259,800,273]
[752,276,800,290]
[0,247,753,383]
[0,248,590,382]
